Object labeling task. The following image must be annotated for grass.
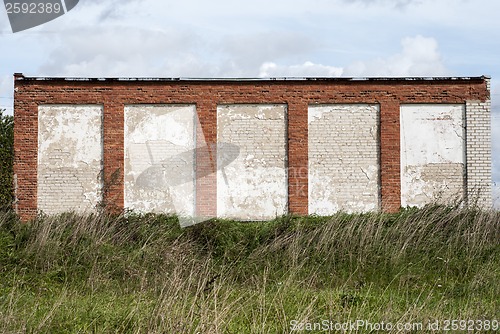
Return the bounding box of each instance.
[0,205,499,333]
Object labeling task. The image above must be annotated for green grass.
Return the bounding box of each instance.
[0,205,499,333]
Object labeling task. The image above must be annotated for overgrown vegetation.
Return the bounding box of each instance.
[0,206,498,333]
[0,109,14,210]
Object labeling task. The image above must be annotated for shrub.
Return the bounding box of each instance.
[0,109,14,210]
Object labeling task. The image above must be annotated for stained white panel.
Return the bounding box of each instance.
[308,104,380,215]
[38,105,103,214]
[217,104,287,220]
[400,104,465,207]
[124,105,196,215]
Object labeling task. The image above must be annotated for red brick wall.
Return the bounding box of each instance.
[13,75,490,220]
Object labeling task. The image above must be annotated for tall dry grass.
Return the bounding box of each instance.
[0,205,498,333]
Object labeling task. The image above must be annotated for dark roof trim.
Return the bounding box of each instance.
[14,73,490,83]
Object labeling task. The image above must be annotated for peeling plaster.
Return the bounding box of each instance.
[217,104,287,220]
[124,105,196,215]
[37,105,103,214]
[308,104,380,215]
[400,104,465,207]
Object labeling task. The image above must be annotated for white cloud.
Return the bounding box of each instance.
[259,61,343,77]
[39,26,209,77]
[37,25,321,78]
[37,32,450,81]
[61,0,140,24]
[342,0,424,8]
[258,35,448,78]
[220,32,317,75]
[344,35,448,77]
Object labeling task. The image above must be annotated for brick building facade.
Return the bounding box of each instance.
[13,74,491,221]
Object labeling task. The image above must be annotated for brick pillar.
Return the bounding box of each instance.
[195,100,217,218]
[379,101,401,212]
[465,99,492,208]
[102,101,124,213]
[13,97,38,220]
[288,100,308,215]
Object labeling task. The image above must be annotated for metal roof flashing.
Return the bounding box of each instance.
[13,73,491,82]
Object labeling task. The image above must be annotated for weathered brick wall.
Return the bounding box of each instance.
[466,95,492,207]
[400,104,466,207]
[308,104,380,214]
[37,105,103,214]
[217,104,287,220]
[13,75,491,220]
[124,104,196,215]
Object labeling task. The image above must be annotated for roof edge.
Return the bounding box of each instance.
[13,73,491,82]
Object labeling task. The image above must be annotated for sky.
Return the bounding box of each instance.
[0,0,499,208]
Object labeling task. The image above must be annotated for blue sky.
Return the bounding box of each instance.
[0,0,499,207]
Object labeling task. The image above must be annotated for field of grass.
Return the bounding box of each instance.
[0,205,499,333]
